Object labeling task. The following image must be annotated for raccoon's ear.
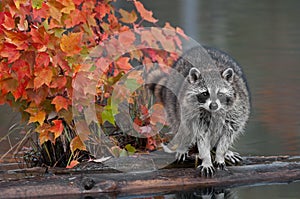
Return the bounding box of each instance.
[222,68,234,82]
[188,67,202,84]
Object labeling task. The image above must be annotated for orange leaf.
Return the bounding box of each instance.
[30,27,49,48]
[11,59,31,81]
[0,43,21,63]
[35,52,50,68]
[60,32,82,56]
[2,13,15,30]
[64,9,86,28]
[146,136,157,151]
[176,27,188,40]
[95,57,110,72]
[28,110,46,125]
[52,96,70,112]
[134,1,158,23]
[151,28,175,52]
[70,136,86,153]
[0,78,18,96]
[33,3,50,21]
[48,2,62,22]
[49,120,64,140]
[66,160,79,169]
[116,57,132,71]
[118,30,135,48]
[95,3,111,19]
[119,9,138,24]
[60,0,75,14]
[50,76,67,89]
[35,123,53,144]
[140,105,149,116]
[26,87,49,105]
[39,130,54,145]
[140,30,158,49]
[4,30,29,50]
[33,67,53,89]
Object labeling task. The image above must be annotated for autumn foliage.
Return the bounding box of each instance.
[0,0,186,167]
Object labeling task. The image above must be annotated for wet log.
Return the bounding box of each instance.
[0,155,300,198]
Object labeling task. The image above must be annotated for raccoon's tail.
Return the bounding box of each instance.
[145,69,168,104]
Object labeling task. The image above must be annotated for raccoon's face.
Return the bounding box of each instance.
[187,67,235,112]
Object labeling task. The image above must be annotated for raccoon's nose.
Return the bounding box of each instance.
[209,102,218,111]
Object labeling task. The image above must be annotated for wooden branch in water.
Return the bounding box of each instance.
[0,155,300,198]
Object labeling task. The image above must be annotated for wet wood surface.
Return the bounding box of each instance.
[1,155,300,198]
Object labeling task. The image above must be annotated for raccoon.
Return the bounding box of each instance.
[147,46,251,177]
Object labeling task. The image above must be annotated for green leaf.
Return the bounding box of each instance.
[54,28,65,38]
[89,64,96,72]
[125,78,140,92]
[125,144,136,155]
[32,0,43,9]
[101,105,115,125]
[119,149,128,157]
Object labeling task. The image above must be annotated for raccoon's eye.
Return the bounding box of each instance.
[218,92,224,97]
[202,91,209,96]
[197,91,209,103]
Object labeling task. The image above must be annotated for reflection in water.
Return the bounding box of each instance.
[81,187,236,199]
[174,188,235,199]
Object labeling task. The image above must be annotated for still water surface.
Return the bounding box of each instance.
[1,0,300,198]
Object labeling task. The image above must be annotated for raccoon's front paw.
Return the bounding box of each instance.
[175,151,188,162]
[197,163,215,177]
[225,150,243,165]
[213,161,226,170]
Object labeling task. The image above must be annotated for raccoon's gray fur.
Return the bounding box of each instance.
[147,46,250,176]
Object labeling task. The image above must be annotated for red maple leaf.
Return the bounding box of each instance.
[2,12,15,30]
[52,96,70,112]
[35,52,50,69]
[49,120,64,140]
[11,59,31,81]
[30,27,50,49]
[134,1,158,23]
[33,2,50,21]
[33,67,53,89]
[0,43,21,63]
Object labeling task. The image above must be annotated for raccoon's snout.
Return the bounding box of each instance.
[209,102,218,111]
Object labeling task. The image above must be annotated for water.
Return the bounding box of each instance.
[1,0,300,198]
[141,0,300,157]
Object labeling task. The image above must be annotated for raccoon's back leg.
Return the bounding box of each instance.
[162,123,195,161]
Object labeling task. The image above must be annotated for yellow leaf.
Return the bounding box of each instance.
[119,9,138,24]
[28,110,46,125]
[60,33,82,56]
[61,0,75,14]
[70,136,86,153]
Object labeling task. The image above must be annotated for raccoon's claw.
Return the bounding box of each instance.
[197,164,215,177]
[225,151,243,165]
[175,152,188,162]
[214,161,226,170]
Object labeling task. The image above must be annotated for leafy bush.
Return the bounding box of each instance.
[0,0,186,167]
